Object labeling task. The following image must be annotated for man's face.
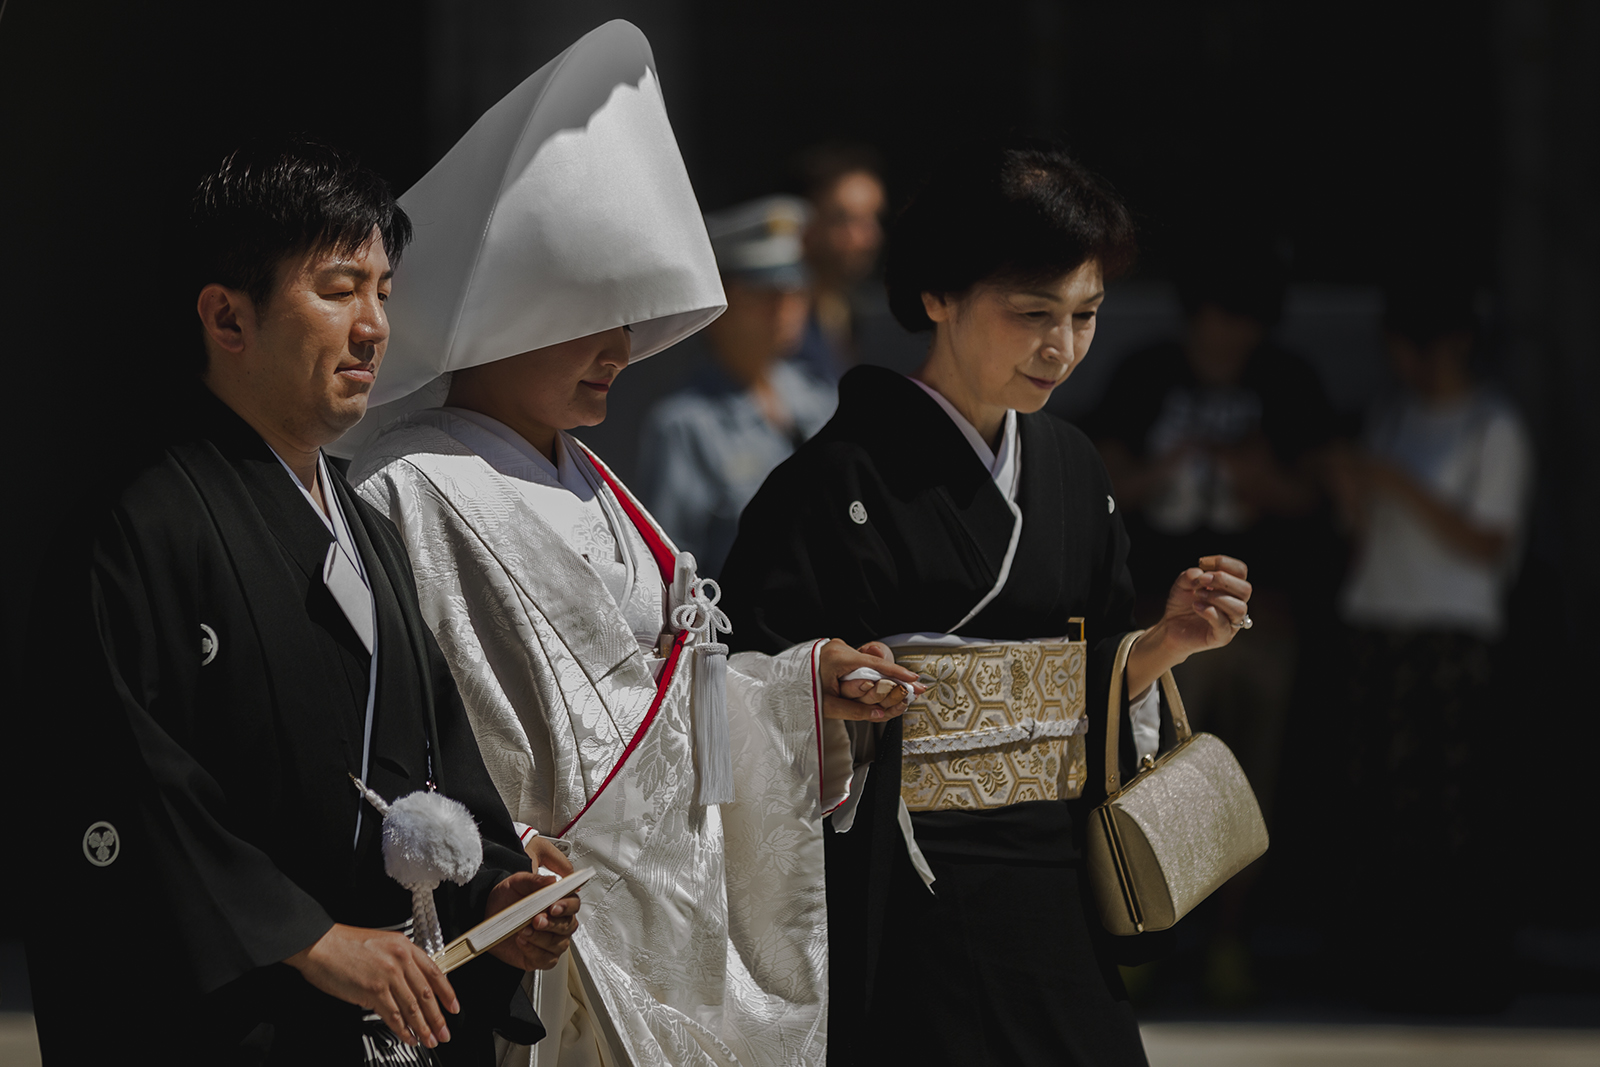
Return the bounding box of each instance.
[707,276,811,382]
[244,228,392,447]
[806,170,885,286]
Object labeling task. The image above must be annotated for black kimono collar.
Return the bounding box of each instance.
[832,365,999,493]
[179,386,337,585]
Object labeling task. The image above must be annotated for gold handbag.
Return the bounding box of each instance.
[1088,630,1269,935]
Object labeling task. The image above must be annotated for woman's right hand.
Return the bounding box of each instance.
[817,639,924,722]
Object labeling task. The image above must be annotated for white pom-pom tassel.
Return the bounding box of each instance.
[381,791,484,887]
[693,642,734,805]
[352,778,484,954]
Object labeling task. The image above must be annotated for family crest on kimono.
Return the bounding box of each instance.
[336,21,917,1067]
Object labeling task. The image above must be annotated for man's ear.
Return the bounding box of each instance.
[921,290,952,324]
[197,284,253,356]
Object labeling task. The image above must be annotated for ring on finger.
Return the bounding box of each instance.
[1231,614,1253,631]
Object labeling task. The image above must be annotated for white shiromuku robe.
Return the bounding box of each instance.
[352,408,830,1067]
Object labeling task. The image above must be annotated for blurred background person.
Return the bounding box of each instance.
[788,141,888,385]
[637,196,837,576]
[1084,229,1339,1002]
[1333,275,1532,1013]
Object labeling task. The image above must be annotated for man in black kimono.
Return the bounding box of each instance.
[21,140,574,1065]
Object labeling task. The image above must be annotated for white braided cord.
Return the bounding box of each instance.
[900,716,1087,756]
[410,882,445,956]
[671,577,732,643]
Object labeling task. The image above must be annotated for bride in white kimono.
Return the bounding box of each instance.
[337,21,916,1067]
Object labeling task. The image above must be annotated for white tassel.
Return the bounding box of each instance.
[692,641,734,805]
[670,570,735,806]
[351,775,483,955]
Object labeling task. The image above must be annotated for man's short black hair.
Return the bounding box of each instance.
[884,140,1136,332]
[189,137,412,311]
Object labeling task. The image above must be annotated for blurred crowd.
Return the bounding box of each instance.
[611,141,1537,1017]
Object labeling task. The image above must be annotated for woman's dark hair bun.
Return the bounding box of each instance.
[884,140,1136,332]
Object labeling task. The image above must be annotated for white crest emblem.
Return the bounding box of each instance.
[200,623,219,666]
[83,821,120,867]
[848,501,868,525]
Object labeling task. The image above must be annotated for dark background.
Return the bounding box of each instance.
[3,0,1596,1026]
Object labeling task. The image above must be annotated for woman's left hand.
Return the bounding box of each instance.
[1126,555,1252,697]
[1159,554,1253,655]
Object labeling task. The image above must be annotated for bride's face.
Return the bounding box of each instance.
[922,259,1105,415]
[467,326,633,431]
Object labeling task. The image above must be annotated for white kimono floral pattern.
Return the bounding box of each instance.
[352,414,827,1067]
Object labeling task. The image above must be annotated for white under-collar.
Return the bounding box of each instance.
[271,448,356,547]
[440,408,600,500]
[421,407,647,627]
[911,378,1020,501]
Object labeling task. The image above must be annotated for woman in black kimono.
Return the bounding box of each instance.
[719,142,1255,1066]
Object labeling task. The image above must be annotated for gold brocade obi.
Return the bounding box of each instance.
[894,620,1088,812]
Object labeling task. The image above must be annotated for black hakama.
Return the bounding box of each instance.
[721,366,1167,1067]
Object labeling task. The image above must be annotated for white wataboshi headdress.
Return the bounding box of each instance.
[333,19,725,457]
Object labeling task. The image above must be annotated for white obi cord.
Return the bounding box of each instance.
[899,715,1088,755]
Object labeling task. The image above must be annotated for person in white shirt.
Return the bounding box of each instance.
[1334,277,1532,1012]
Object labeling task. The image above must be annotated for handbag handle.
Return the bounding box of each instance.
[1104,630,1193,795]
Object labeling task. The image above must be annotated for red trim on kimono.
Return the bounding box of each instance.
[555,444,687,839]
[584,446,678,583]
[810,639,829,811]
[555,628,692,839]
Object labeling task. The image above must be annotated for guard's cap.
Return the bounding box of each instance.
[705,196,811,290]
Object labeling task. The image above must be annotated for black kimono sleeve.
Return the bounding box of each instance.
[105,508,333,966]
[22,506,336,1054]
